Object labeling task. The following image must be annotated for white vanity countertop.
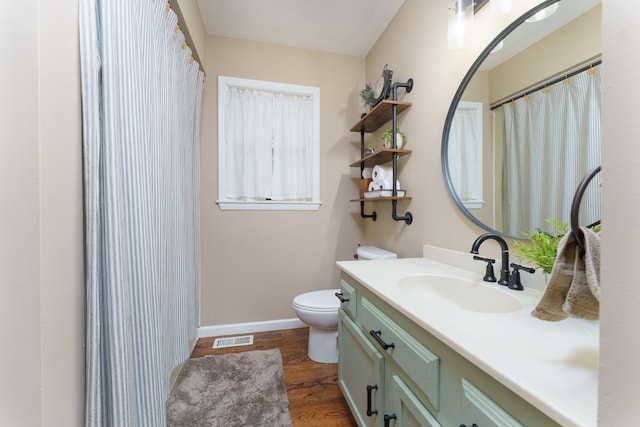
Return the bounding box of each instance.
[336,251,599,427]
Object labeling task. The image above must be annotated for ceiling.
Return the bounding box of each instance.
[196,0,406,57]
[480,0,601,71]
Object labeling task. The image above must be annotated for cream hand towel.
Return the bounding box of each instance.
[531,232,578,321]
[531,227,601,321]
[562,227,600,319]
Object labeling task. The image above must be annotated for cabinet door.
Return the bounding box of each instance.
[360,297,440,409]
[386,375,441,427]
[461,378,523,427]
[339,278,357,320]
[339,311,384,427]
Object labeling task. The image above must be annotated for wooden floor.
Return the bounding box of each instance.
[191,328,358,427]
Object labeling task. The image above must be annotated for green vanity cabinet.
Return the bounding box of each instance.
[338,272,560,427]
[387,374,441,427]
[338,310,384,426]
[359,296,440,411]
[460,378,523,426]
[338,274,441,427]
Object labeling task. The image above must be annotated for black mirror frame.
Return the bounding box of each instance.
[441,0,560,239]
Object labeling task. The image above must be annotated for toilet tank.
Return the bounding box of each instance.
[356,245,397,260]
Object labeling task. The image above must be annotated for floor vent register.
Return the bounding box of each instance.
[212,335,254,349]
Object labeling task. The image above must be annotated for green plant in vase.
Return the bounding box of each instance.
[511,218,569,274]
[382,127,406,149]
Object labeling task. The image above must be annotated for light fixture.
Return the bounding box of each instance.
[448,0,474,50]
[526,3,559,23]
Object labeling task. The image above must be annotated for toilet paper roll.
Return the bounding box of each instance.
[362,168,372,179]
[368,181,383,191]
[372,165,393,183]
[380,179,401,190]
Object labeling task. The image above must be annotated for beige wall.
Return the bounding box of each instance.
[1,0,84,426]
[490,4,602,103]
[175,0,207,71]
[600,0,640,421]
[1,2,42,425]
[39,1,85,424]
[199,37,366,326]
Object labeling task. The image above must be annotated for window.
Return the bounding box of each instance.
[217,76,320,210]
[449,101,484,209]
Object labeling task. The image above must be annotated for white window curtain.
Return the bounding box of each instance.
[79,0,204,425]
[225,87,314,201]
[499,64,601,236]
[272,92,314,200]
[449,101,484,209]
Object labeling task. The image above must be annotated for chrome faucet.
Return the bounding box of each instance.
[470,233,511,286]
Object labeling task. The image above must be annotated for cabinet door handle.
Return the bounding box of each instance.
[370,329,395,350]
[366,384,378,416]
[459,424,479,427]
[335,292,350,303]
[384,414,397,427]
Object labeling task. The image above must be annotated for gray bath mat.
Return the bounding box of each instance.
[167,349,293,426]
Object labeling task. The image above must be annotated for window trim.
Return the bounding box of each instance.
[217,76,321,211]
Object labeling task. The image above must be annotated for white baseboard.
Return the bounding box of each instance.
[197,318,307,338]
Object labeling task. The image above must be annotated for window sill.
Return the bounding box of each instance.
[462,200,485,210]
[217,200,321,211]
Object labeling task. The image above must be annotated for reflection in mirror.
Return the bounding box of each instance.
[442,0,602,239]
[449,101,483,209]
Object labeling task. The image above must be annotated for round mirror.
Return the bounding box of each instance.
[442,0,602,238]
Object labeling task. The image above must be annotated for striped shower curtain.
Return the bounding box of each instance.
[79,0,204,425]
[499,64,601,236]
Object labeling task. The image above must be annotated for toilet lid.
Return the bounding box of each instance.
[293,289,341,311]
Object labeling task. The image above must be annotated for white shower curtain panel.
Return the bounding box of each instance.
[500,64,601,236]
[80,0,203,425]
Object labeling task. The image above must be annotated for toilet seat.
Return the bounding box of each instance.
[292,289,340,312]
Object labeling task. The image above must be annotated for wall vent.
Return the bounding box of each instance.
[212,335,254,349]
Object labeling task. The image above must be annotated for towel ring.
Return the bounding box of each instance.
[570,165,601,251]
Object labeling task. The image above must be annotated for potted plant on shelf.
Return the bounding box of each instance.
[359,82,376,111]
[382,127,406,149]
[511,218,569,274]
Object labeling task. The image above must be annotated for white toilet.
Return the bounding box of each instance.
[292,245,397,363]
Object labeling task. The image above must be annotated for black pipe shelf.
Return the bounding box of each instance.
[349,77,414,225]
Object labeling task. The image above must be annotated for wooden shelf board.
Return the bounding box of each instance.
[350,197,412,202]
[350,148,411,168]
[350,100,412,133]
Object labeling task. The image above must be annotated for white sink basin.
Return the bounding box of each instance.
[397,274,523,313]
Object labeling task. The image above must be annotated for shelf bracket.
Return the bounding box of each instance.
[360,201,377,221]
[391,200,412,225]
[392,78,413,100]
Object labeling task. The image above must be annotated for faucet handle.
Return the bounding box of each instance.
[508,263,535,291]
[473,255,497,283]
